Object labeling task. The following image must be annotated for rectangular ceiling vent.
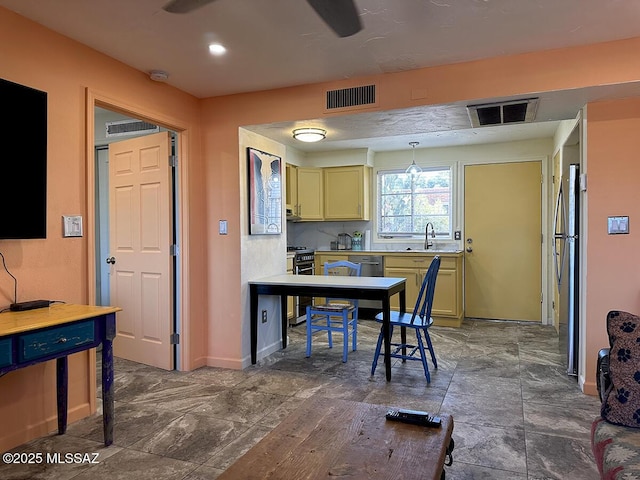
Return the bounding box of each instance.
[105,119,160,138]
[467,98,539,127]
[326,84,376,110]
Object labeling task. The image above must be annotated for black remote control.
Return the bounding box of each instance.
[385,408,442,427]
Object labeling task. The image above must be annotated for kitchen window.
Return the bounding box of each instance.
[377,167,452,238]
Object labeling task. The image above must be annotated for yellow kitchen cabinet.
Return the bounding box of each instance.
[384,254,463,327]
[285,164,298,213]
[323,166,371,221]
[385,255,428,312]
[286,254,295,320]
[315,252,350,271]
[296,167,323,220]
[313,252,351,305]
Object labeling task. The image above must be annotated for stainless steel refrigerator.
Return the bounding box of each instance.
[553,163,580,377]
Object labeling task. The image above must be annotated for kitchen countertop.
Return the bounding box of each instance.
[315,249,463,256]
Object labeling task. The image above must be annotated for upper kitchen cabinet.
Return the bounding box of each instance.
[285,164,298,212]
[323,166,371,221]
[296,167,324,220]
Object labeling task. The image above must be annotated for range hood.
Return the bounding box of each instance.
[467,98,539,127]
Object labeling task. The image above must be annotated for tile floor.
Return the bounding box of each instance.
[1,318,601,479]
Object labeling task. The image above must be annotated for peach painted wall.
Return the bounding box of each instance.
[0,7,206,451]
[583,98,640,394]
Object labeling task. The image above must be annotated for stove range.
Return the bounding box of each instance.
[287,246,313,253]
[287,246,315,324]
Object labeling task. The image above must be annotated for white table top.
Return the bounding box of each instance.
[249,274,405,290]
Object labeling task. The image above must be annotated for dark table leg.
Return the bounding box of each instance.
[56,356,68,435]
[385,284,407,381]
[399,286,407,363]
[102,313,116,446]
[382,296,392,381]
[280,295,288,349]
[250,284,258,364]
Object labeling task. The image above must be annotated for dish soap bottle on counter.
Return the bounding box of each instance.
[352,231,362,251]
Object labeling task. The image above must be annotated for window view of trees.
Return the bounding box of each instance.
[378,168,451,237]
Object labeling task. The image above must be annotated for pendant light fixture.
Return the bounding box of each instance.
[292,128,326,143]
[405,141,422,176]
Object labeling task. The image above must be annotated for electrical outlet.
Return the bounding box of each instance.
[261,310,268,323]
[454,231,461,240]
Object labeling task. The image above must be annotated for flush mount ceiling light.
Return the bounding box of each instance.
[292,128,326,143]
[405,141,422,176]
[208,43,227,55]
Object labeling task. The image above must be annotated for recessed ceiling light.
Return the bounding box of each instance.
[208,43,227,55]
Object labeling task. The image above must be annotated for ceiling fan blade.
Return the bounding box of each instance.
[306,0,362,38]
[163,0,217,14]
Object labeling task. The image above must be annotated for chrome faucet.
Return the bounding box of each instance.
[424,222,435,249]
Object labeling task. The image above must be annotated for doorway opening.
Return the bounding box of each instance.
[90,103,182,371]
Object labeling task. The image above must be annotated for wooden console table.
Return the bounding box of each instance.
[218,396,454,480]
[0,304,121,446]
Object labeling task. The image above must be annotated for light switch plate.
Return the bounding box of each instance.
[607,216,629,235]
[62,215,83,237]
[219,220,228,235]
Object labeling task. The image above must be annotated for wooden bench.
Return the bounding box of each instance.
[218,396,454,480]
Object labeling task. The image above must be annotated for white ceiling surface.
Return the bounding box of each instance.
[4,0,640,151]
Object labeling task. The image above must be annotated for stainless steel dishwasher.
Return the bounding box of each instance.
[347,254,384,310]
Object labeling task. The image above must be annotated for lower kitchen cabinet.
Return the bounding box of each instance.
[384,253,463,327]
[314,251,463,327]
[315,252,350,271]
[287,254,295,320]
[313,253,351,305]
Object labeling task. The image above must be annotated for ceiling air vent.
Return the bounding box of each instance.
[105,119,160,138]
[467,98,539,127]
[326,84,376,110]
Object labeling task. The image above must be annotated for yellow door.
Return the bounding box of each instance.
[108,131,174,369]
[464,161,542,321]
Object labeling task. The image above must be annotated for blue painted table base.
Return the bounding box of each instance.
[0,308,118,447]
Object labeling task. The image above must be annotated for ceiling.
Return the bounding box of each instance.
[3,0,640,151]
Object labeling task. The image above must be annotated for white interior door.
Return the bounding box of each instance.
[108,131,174,370]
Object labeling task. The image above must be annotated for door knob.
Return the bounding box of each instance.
[106,256,116,265]
[466,247,473,253]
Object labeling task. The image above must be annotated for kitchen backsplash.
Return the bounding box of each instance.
[287,221,461,252]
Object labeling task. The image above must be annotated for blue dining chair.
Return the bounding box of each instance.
[371,256,441,382]
[306,260,362,362]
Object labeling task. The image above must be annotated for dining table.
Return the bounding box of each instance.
[249,274,407,381]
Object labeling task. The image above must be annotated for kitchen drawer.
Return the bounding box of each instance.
[385,255,431,269]
[385,255,457,269]
[0,338,11,368]
[19,320,95,362]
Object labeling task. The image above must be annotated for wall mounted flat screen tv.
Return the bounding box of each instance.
[0,78,47,239]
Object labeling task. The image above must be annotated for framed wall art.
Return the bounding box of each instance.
[247,147,282,235]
